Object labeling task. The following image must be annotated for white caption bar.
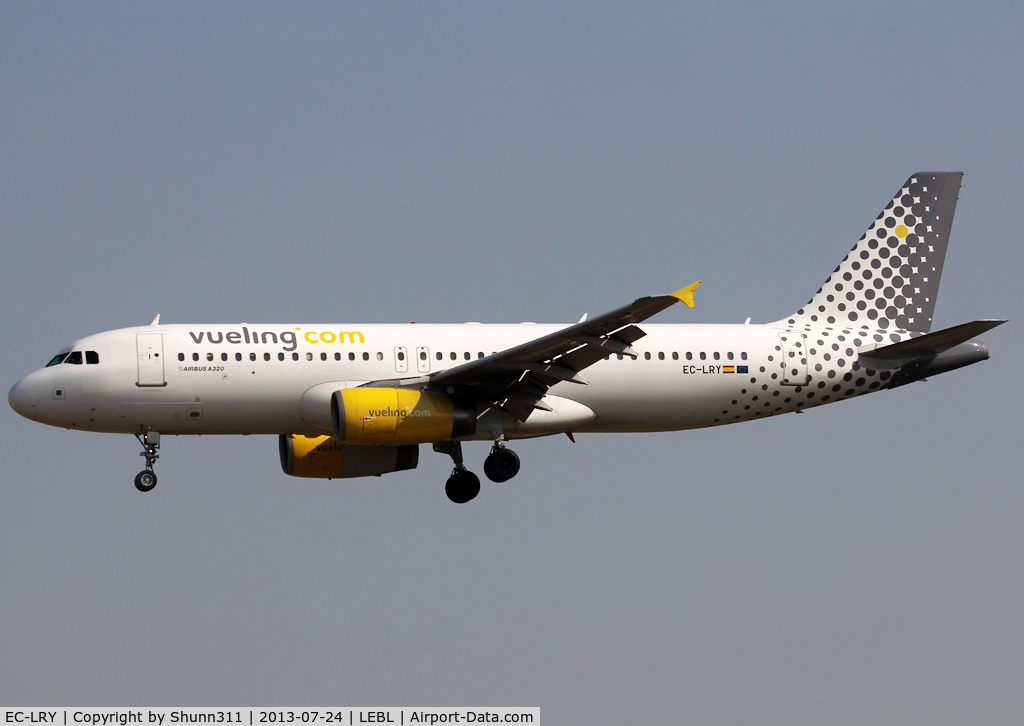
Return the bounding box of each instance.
[1,710,538,726]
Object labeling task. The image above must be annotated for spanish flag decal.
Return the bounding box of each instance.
[723,366,735,373]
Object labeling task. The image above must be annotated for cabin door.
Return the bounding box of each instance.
[136,333,166,387]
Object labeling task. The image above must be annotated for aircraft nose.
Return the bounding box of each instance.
[8,377,39,421]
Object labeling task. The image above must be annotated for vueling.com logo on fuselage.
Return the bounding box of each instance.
[366,407,432,420]
[187,327,364,352]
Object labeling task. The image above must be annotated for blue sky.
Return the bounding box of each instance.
[2,4,1021,723]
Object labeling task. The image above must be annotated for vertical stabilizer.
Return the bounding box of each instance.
[781,172,962,332]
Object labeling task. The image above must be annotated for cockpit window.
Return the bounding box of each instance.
[64,351,83,365]
[46,353,69,367]
[86,351,99,364]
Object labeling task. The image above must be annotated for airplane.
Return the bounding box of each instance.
[8,172,1006,503]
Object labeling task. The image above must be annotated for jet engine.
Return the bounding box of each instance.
[279,434,419,479]
[331,387,475,446]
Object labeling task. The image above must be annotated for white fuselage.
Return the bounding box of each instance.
[9,321,897,438]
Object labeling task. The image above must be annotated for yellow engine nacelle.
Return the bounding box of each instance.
[279,434,419,479]
[331,387,475,446]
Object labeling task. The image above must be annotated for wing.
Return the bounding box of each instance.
[420,282,702,421]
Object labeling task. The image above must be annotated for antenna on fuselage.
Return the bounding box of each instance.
[150,314,161,326]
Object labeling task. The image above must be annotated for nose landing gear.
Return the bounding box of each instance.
[134,431,160,492]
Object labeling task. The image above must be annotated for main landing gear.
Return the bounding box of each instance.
[134,431,160,492]
[484,442,520,483]
[434,440,521,504]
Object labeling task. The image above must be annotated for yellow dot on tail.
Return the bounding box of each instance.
[895,224,908,238]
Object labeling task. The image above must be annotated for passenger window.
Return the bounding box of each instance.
[644,352,651,360]
[264,353,270,361]
[65,351,83,365]
[193,353,200,362]
[376,352,383,361]
[464,352,471,360]
[235,353,242,362]
[46,353,69,367]
[672,352,678,360]
[420,351,427,361]
[658,352,665,360]
[436,352,442,360]
[334,353,341,361]
[321,352,327,361]
[727,352,734,361]
[713,352,720,360]
[278,353,285,361]
[349,352,355,361]
[307,353,314,361]
[478,352,484,359]
[250,353,256,361]
[207,353,214,361]
[450,352,457,360]
[686,352,693,360]
[699,352,706,360]
[617,354,623,360]
[292,353,299,361]
[741,352,748,360]
[178,353,185,362]
[221,353,228,362]
[397,351,405,361]
[362,352,369,361]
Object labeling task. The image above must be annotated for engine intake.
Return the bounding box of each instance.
[332,388,475,446]
[279,434,418,479]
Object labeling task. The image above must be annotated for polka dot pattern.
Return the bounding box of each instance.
[707,327,896,426]
[706,173,963,428]
[702,173,967,428]
[785,172,962,334]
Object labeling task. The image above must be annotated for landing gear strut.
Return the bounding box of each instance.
[134,431,160,492]
[484,442,520,483]
[434,440,480,504]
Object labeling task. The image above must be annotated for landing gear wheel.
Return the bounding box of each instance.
[134,432,161,493]
[134,470,157,492]
[484,447,520,482]
[445,469,481,504]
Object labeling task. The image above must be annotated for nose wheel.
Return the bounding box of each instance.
[134,469,157,492]
[134,431,160,492]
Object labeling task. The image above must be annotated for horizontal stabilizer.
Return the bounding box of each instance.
[861,319,1007,361]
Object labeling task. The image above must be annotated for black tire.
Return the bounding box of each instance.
[445,470,480,504]
[134,470,157,492]
[485,448,520,482]
[483,456,498,482]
